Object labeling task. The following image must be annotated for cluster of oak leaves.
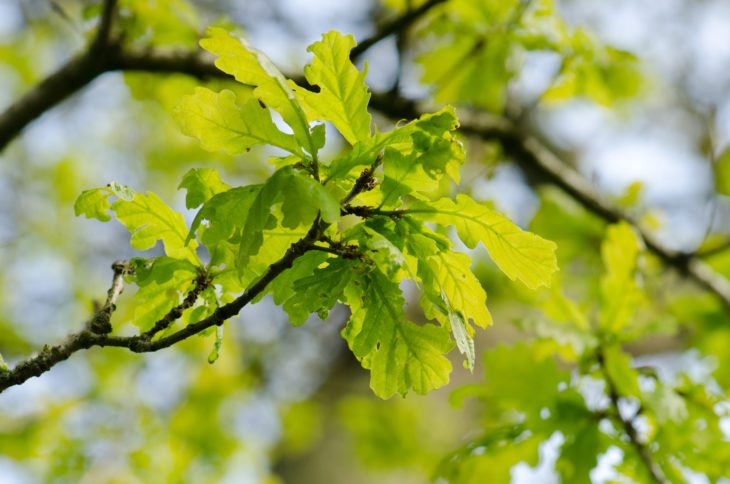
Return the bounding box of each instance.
[75,28,557,399]
[68,26,730,482]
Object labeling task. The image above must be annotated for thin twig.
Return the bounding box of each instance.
[597,348,668,484]
[142,271,211,339]
[0,220,326,393]
[350,0,446,59]
[86,260,129,334]
[90,0,118,52]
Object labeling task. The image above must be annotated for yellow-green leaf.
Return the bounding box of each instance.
[175,87,303,157]
[297,31,372,145]
[343,268,453,398]
[715,147,730,196]
[411,194,558,289]
[200,28,317,157]
[113,192,199,264]
[599,222,644,332]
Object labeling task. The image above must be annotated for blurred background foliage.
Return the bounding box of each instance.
[0,0,729,482]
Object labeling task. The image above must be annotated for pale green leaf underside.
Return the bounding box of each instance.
[175,87,303,157]
[113,192,199,263]
[200,27,317,157]
[424,251,493,329]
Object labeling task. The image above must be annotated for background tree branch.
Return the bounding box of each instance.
[597,347,669,484]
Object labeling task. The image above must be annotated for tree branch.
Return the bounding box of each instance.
[90,0,119,52]
[0,219,325,393]
[86,260,130,334]
[350,0,446,60]
[0,0,443,153]
[597,348,668,484]
[457,113,730,311]
[141,270,210,339]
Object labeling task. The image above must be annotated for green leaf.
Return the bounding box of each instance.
[345,222,413,280]
[238,167,339,270]
[188,184,262,247]
[556,424,604,484]
[131,257,199,331]
[411,194,558,289]
[380,147,440,207]
[420,251,492,330]
[434,429,541,484]
[132,256,198,285]
[0,352,8,373]
[444,297,476,371]
[420,34,512,112]
[343,268,453,398]
[207,326,224,364]
[175,87,304,157]
[599,222,644,332]
[74,188,113,221]
[113,191,199,263]
[179,168,231,209]
[602,344,640,398]
[714,147,730,196]
[297,31,372,145]
[541,283,590,330]
[200,28,318,157]
[266,251,331,325]
[459,343,570,423]
[74,182,134,221]
[289,258,357,324]
[326,106,461,185]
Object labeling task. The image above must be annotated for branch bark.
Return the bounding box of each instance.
[597,348,669,484]
[0,217,326,393]
[0,0,442,153]
[0,159,381,392]
[457,113,730,310]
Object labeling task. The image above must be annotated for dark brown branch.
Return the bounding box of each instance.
[142,270,210,339]
[340,152,384,205]
[350,0,446,59]
[0,50,114,153]
[87,260,130,334]
[0,221,326,393]
[0,0,123,152]
[597,348,668,484]
[90,0,118,52]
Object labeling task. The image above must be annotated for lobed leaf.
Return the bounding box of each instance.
[238,167,339,270]
[175,87,304,157]
[200,28,319,157]
[113,191,199,263]
[297,31,372,145]
[411,194,558,289]
[343,268,453,398]
[179,168,231,209]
